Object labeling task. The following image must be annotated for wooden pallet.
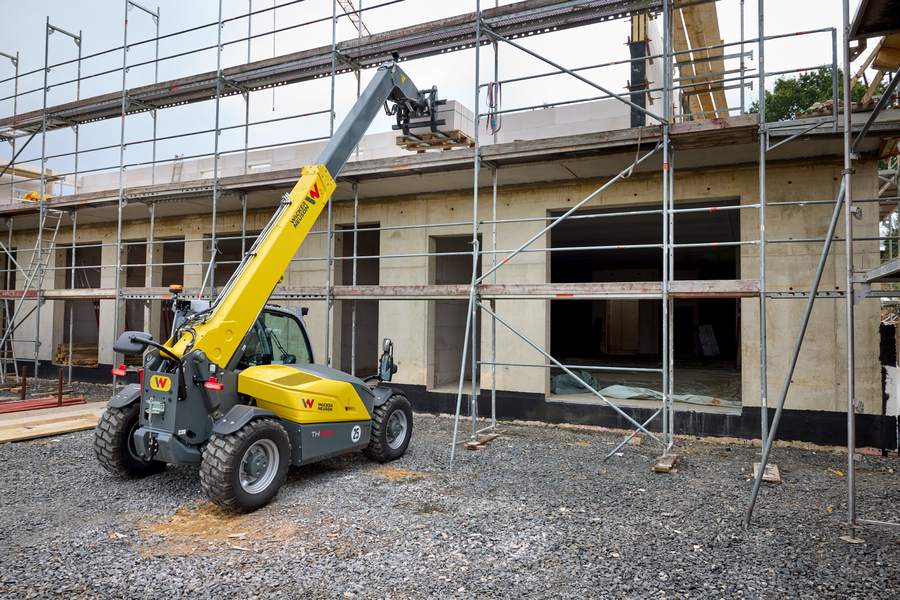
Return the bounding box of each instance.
[396,129,474,152]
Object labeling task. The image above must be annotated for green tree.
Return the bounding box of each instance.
[748,68,872,122]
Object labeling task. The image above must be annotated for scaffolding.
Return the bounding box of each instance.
[1,0,900,539]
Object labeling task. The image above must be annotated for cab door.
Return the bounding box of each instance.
[235,307,314,369]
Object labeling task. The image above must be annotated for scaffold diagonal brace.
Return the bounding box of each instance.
[476,300,664,446]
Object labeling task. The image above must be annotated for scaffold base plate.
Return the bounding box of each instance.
[840,535,866,544]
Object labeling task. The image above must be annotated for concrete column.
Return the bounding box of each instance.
[144,240,163,338]
[183,220,210,289]
[98,240,124,365]
[378,198,429,387]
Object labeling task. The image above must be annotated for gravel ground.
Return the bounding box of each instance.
[1,382,900,599]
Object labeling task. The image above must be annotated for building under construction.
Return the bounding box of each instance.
[2,0,900,525]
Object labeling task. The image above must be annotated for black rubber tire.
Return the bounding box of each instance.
[93,404,166,478]
[364,394,413,462]
[200,419,291,513]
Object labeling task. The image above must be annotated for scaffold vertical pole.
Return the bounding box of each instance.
[490,164,497,430]
[841,0,858,541]
[324,0,338,367]
[330,0,337,137]
[74,32,82,193]
[206,0,224,300]
[740,0,745,113]
[145,202,155,342]
[661,0,670,451]
[6,51,18,202]
[351,182,359,377]
[244,0,252,175]
[471,0,483,440]
[113,2,129,390]
[325,196,334,367]
[35,18,52,388]
[758,0,769,449]
[150,9,159,184]
[490,0,499,430]
[67,211,76,384]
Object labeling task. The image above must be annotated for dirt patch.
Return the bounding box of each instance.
[135,500,308,557]
[367,465,427,480]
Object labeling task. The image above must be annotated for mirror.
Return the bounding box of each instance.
[379,338,395,382]
[113,331,153,355]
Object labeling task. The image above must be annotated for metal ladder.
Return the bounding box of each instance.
[171,154,184,183]
[0,297,17,383]
[0,208,66,382]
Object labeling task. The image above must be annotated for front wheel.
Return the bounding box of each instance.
[200,419,291,513]
[93,404,166,478]
[364,394,413,462]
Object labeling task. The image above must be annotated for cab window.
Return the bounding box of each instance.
[237,311,313,368]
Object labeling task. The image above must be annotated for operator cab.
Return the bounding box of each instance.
[165,285,314,370]
[235,306,314,369]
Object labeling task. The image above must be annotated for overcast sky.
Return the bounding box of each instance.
[0,0,872,188]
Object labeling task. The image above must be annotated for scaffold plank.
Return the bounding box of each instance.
[670,114,758,149]
[669,279,760,298]
[35,280,763,301]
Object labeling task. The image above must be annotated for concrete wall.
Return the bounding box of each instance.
[74,98,634,194]
[737,160,882,414]
[8,157,883,416]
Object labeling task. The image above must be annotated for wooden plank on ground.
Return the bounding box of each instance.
[0,405,104,443]
[454,430,506,449]
[753,462,782,484]
[0,416,100,443]
[464,432,504,450]
[653,454,679,473]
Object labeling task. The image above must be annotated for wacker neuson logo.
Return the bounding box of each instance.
[289,183,321,228]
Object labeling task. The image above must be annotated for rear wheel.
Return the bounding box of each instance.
[200,419,291,513]
[365,394,413,462]
[93,404,166,477]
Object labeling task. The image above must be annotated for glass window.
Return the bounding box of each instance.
[237,310,313,368]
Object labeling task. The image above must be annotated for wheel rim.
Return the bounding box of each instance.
[386,409,408,450]
[239,439,280,494]
[126,415,143,462]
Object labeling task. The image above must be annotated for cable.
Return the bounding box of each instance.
[486,82,502,134]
